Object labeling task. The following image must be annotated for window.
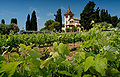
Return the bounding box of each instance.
[66,16,68,18]
[70,21,74,23]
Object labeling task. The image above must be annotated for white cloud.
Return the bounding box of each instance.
[47,12,54,16]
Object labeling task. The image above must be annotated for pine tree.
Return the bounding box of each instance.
[54,9,62,32]
[26,14,31,31]
[31,10,37,31]
[80,1,96,30]
[1,19,5,24]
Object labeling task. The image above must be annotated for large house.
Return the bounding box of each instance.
[62,8,81,32]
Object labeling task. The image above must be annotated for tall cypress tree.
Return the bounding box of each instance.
[80,1,96,30]
[1,19,5,24]
[31,10,37,31]
[26,14,31,31]
[54,9,62,32]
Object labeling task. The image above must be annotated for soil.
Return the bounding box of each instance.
[3,42,82,61]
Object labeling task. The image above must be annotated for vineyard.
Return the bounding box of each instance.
[0,27,120,77]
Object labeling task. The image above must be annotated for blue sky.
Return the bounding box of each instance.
[0,0,120,30]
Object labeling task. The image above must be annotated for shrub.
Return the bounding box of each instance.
[66,27,70,32]
[72,26,77,32]
[117,22,120,29]
[95,22,112,30]
[0,23,19,34]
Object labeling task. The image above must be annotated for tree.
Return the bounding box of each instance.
[111,16,119,27]
[11,18,17,24]
[26,14,31,31]
[49,21,60,32]
[9,23,19,33]
[100,9,106,22]
[31,10,37,31]
[0,24,9,34]
[44,20,54,30]
[54,9,62,32]
[94,7,100,23]
[80,1,96,30]
[100,9,111,24]
[107,14,112,23]
[0,23,19,34]
[1,19,5,24]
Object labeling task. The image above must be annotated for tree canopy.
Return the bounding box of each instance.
[80,1,119,30]
[1,19,5,24]
[25,10,38,31]
[31,10,37,31]
[44,19,54,30]
[54,9,62,32]
[0,23,19,34]
[80,1,96,30]
[26,14,31,31]
[11,18,17,24]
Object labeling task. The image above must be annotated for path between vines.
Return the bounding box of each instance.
[3,42,81,61]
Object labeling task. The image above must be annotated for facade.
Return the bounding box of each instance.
[62,8,81,32]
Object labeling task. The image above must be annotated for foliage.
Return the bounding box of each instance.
[111,16,119,27]
[31,10,37,31]
[95,22,112,30]
[9,23,19,33]
[49,21,60,32]
[100,9,111,24]
[94,7,100,23]
[0,24,9,34]
[117,22,120,29]
[66,27,70,32]
[54,9,62,32]
[44,19,54,30]
[0,23,19,34]
[0,26,120,76]
[80,1,96,30]
[26,14,31,31]
[80,1,119,29]
[1,19,5,24]
[72,26,77,32]
[11,18,17,24]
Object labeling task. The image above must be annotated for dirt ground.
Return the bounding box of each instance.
[3,42,81,61]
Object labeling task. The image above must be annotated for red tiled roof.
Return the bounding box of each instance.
[64,8,74,16]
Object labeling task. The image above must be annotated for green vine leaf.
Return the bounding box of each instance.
[84,56,94,72]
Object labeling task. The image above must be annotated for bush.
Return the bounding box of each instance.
[117,22,120,29]
[0,24,9,34]
[0,23,19,34]
[72,26,77,32]
[95,22,112,30]
[66,27,70,32]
